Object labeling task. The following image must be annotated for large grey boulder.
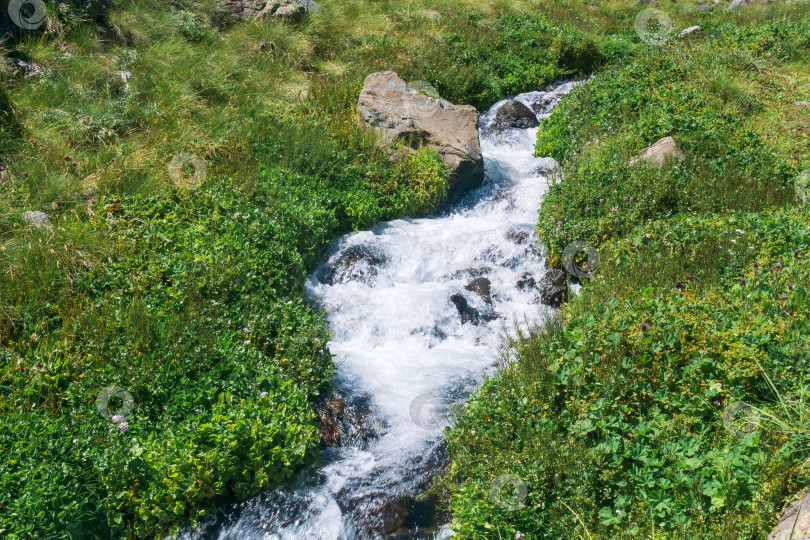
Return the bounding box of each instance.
[629,136,684,167]
[728,0,772,10]
[22,211,50,228]
[224,0,321,20]
[728,0,752,9]
[493,100,539,131]
[768,489,810,539]
[357,71,484,200]
[678,26,703,39]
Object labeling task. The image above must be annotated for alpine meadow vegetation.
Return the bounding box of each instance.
[442,1,810,539]
[1,0,809,538]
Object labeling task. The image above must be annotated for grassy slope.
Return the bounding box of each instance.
[443,1,810,539]
[0,0,623,537]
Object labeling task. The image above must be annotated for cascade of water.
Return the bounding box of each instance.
[180,80,579,540]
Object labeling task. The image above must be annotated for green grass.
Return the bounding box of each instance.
[442,1,810,538]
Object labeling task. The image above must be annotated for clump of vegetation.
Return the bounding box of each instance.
[443,1,810,538]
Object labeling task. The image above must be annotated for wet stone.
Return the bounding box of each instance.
[517,272,536,291]
[538,268,569,307]
[379,501,408,533]
[492,100,540,131]
[506,227,530,245]
[317,394,377,449]
[450,294,479,325]
[465,277,492,304]
[320,244,388,285]
[448,266,491,280]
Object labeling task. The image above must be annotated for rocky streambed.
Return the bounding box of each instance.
[178,78,581,540]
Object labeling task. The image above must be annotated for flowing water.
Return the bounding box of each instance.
[180,80,579,540]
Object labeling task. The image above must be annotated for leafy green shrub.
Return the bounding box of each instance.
[444,209,810,539]
[535,48,796,263]
[174,10,213,42]
[410,14,623,112]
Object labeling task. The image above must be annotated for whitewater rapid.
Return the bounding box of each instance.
[179,80,579,540]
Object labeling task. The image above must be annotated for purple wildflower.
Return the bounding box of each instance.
[119,422,129,432]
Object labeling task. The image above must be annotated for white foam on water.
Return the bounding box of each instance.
[178,81,580,540]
